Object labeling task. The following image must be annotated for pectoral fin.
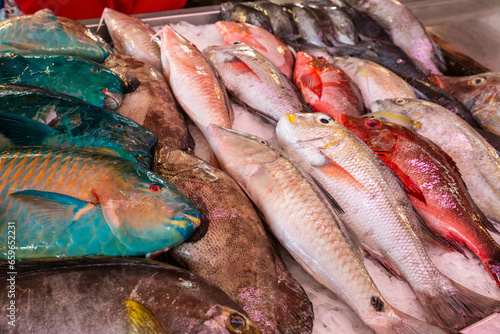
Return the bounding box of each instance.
[296,68,322,99]
[9,190,97,232]
[0,113,60,148]
[247,165,283,207]
[123,299,168,334]
[224,56,262,82]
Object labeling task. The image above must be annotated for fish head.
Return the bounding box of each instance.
[97,166,200,253]
[341,114,399,151]
[191,306,261,334]
[60,109,157,167]
[430,73,500,111]
[371,98,431,123]
[215,20,252,40]
[102,8,135,55]
[160,25,198,80]
[207,124,281,186]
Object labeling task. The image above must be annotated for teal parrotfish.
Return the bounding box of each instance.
[0,9,112,62]
[0,52,124,109]
[0,84,157,167]
[0,146,201,260]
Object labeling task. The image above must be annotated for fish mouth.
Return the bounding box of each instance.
[102,89,123,110]
[131,151,153,168]
[180,213,201,229]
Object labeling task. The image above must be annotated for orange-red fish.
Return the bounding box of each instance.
[215,20,295,78]
[341,114,500,287]
[293,52,363,121]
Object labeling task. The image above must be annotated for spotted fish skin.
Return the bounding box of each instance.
[0,52,124,109]
[0,9,112,62]
[0,146,200,259]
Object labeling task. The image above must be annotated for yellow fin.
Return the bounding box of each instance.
[123,299,167,334]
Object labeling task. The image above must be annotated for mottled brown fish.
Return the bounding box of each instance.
[153,146,314,334]
[105,54,194,152]
[0,257,261,334]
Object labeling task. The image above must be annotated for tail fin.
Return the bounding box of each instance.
[414,280,500,333]
[484,257,500,288]
[370,307,445,334]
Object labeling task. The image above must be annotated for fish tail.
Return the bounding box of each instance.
[484,255,500,288]
[414,279,500,333]
[371,307,445,334]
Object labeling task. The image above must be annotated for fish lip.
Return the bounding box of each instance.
[102,89,123,110]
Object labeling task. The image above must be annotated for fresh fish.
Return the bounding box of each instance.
[0,52,123,110]
[331,56,415,109]
[275,112,500,333]
[0,257,260,334]
[287,4,328,47]
[306,5,341,47]
[0,84,157,167]
[323,6,359,45]
[370,98,500,227]
[102,7,162,72]
[160,25,233,140]
[342,114,500,287]
[215,20,295,79]
[204,43,307,123]
[431,73,500,136]
[407,77,481,128]
[104,54,194,153]
[0,146,200,259]
[344,0,445,75]
[245,1,298,40]
[329,39,429,82]
[293,52,363,121]
[220,3,273,33]
[340,4,391,42]
[0,9,112,62]
[206,124,445,334]
[153,147,314,334]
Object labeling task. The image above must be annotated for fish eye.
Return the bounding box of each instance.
[315,114,333,125]
[149,184,162,193]
[471,77,486,86]
[234,20,242,24]
[259,139,267,145]
[114,123,126,130]
[394,98,406,105]
[228,314,246,330]
[90,68,101,73]
[365,119,381,129]
[181,147,194,154]
[233,41,242,45]
[318,56,324,60]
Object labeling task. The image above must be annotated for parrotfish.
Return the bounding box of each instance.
[0,9,112,62]
[0,257,260,334]
[0,146,200,260]
[0,84,157,167]
[0,52,123,109]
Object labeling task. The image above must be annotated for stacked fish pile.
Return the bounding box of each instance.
[1,0,500,333]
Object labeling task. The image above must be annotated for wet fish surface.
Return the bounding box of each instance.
[105,54,194,152]
[153,146,314,334]
[0,84,157,167]
[0,256,260,334]
[221,3,273,33]
[0,52,124,109]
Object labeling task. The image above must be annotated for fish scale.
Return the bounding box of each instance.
[206,124,446,333]
[0,146,200,259]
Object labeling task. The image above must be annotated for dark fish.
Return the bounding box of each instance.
[341,4,392,42]
[407,77,481,128]
[286,4,328,47]
[0,84,157,167]
[220,3,273,33]
[104,54,194,153]
[306,5,341,46]
[245,1,298,40]
[153,147,314,334]
[323,6,359,45]
[0,52,123,110]
[0,257,261,334]
[329,39,429,82]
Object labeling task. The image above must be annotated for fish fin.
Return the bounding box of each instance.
[377,152,427,205]
[308,173,344,214]
[314,155,374,199]
[241,36,269,54]
[364,247,402,278]
[0,53,32,82]
[223,56,262,82]
[484,255,500,288]
[273,252,314,334]
[295,68,322,99]
[1,41,44,51]
[123,299,168,334]
[33,8,58,24]
[439,148,461,175]
[248,165,284,207]
[9,190,97,232]
[415,279,500,332]
[0,113,59,147]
